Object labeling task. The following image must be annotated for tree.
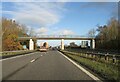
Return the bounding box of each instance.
[2,18,29,51]
[28,28,37,37]
[3,34,23,51]
[88,28,96,37]
[95,17,119,50]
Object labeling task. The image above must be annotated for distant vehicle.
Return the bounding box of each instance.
[52,47,57,50]
[39,47,47,52]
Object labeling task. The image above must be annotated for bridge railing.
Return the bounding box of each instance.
[37,35,91,38]
[18,35,95,39]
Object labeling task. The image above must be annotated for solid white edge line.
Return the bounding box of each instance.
[0,52,37,61]
[58,51,102,81]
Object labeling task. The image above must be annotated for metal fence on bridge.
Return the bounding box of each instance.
[18,35,95,39]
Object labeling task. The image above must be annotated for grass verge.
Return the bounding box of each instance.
[0,50,36,59]
[60,50,119,81]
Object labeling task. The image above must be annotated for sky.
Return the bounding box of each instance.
[1,1,118,47]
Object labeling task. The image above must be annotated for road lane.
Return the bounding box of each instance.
[2,50,97,80]
[2,52,44,80]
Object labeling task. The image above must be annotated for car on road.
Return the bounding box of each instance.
[39,47,47,52]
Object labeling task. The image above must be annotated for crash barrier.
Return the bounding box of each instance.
[60,50,120,65]
[0,50,36,59]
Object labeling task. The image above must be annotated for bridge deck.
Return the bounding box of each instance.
[18,35,95,40]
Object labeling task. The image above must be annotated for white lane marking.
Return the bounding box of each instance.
[58,51,102,81]
[30,59,36,63]
[0,52,37,61]
[41,55,43,56]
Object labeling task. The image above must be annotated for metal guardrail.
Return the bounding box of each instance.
[1,50,29,53]
[0,50,36,59]
[61,50,120,64]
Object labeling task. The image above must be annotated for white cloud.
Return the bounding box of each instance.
[53,29,74,35]
[32,26,75,35]
[35,27,48,34]
[62,29,74,35]
[3,2,66,27]
[26,26,48,36]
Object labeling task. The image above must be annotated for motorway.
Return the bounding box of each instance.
[2,50,97,80]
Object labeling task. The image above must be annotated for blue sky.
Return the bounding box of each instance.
[2,2,118,46]
[52,2,118,35]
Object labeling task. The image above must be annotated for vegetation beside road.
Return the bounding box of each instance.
[89,18,120,51]
[60,50,119,81]
[0,50,36,59]
[1,18,37,51]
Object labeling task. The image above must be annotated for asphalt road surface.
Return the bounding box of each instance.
[2,50,96,80]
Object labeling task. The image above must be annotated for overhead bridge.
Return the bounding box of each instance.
[18,35,95,50]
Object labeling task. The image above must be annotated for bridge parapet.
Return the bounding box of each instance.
[37,35,90,38]
[18,35,95,40]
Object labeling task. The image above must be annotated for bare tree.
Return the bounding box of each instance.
[88,28,96,38]
[96,17,119,50]
[28,28,37,37]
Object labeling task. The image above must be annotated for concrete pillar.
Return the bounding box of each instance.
[90,39,95,49]
[61,39,64,50]
[92,39,95,49]
[29,39,34,50]
[40,42,43,47]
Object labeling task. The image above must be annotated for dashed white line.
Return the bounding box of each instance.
[30,59,36,63]
[58,51,102,81]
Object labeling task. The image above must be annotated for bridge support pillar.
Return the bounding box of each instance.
[29,39,34,50]
[61,39,64,50]
[90,39,95,49]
